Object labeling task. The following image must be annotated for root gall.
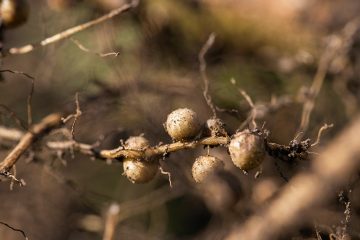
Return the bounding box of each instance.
[192,155,224,183]
[165,108,201,141]
[228,129,266,171]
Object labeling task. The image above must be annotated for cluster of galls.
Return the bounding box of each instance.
[122,107,267,184]
[0,0,29,29]
[122,135,158,184]
[192,128,266,184]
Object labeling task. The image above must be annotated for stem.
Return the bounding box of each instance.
[0,113,62,172]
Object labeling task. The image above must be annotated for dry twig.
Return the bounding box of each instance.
[311,123,334,147]
[199,33,217,117]
[62,93,82,140]
[27,77,34,127]
[0,221,28,240]
[102,203,120,240]
[0,69,35,81]
[230,79,293,130]
[0,104,28,131]
[0,113,62,172]
[0,121,315,165]
[0,69,35,127]
[331,20,360,118]
[99,136,230,160]
[0,126,24,141]
[71,38,120,57]
[160,166,173,188]
[4,0,139,55]
[297,20,359,139]
[229,78,256,129]
[0,123,230,160]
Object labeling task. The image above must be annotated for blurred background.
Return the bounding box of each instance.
[0,0,360,239]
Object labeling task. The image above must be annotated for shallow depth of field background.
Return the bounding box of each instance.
[0,0,360,239]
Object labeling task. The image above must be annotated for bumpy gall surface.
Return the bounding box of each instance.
[228,129,266,171]
[192,155,224,183]
[165,108,201,141]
